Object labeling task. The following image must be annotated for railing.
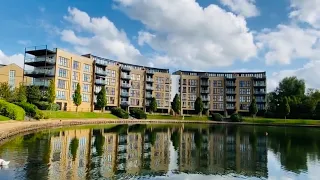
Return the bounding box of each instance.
[95,59,108,66]
[226,106,235,110]
[201,90,209,93]
[202,97,209,101]
[146,86,153,90]
[24,69,55,76]
[121,74,131,80]
[95,70,107,75]
[226,83,236,86]
[254,84,266,87]
[32,81,50,87]
[25,57,55,64]
[203,105,209,109]
[201,82,209,86]
[146,78,153,82]
[95,79,106,84]
[121,66,131,71]
[146,70,154,74]
[120,101,130,106]
[121,83,131,88]
[146,94,153,98]
[226,91,236,94]
[226,99,236,102]
[254,91,266,95]
[256,99,266,103]
[120,92,129,97]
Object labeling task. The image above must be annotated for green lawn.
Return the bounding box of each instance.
[147,114,210,121]
[43,111,118,119]
[0,115,10,121]
[243,117,320,125]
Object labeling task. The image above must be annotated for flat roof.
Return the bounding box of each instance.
[173,70,266,75]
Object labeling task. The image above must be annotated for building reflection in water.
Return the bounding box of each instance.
[47,125,268,179]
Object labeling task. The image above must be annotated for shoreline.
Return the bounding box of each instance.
[1,119,320,145]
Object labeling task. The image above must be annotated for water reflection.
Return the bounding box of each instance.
[1,125,320,179]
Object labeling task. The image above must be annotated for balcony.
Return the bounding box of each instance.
[254,84,266,87]
[24,69,55,78]
[146,86,153,91]
[120,101,130,106]
[201,82,209,86]
[121,83,131,89]
[121,74,131,80]
[95,59,108,67]
[226,99,236,102]
[121,66,131,72]
[94,89,101,94]
[226,83,236,87]
[203,104,209,109]
[256,99,266,103]
[200,73,209,79]
[25,46,56,56]
[254,91,266,95]
[25,57,56,67]
[146,78,153,83]
[120,92,129,97]
[226,76,236,80]
[146,70,154,74]
[253,76,266,80]
[201,90,209,94]
[226,106,235,110]
[95,69,107,76]
[226,91,236,95]
[95,79,106,85]
[202,97,209,101]
[146,94,153,99]
[30,81,50,87]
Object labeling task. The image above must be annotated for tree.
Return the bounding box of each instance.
[149,97,157,113]
[194,97,204,116]
[13,83,27,103]
[26,85,41,104]
[314,102,320,120]
[73,83,82,112]
[171,94,181,116]
[277,76,305,100]
[70,137,79,161]
[0,82,13,101]
[171,131,180,151]
[47,80,55,111]
[281,97,290,119]
[96,87,107,112]
[249,98,258,118]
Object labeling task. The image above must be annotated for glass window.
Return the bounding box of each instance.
[82,94,90,102]
[58,79,66,89]
[83,74,91,82]
[111,70,116,77]
[83,84,90,92]
[58,68,68,78]
[84,64,91,72]
[59,57,69,67]
[72,71,79,81]
[9,70,15,89]
[56,90,66,100]
[72,82,77,91]
[73,61,80,70]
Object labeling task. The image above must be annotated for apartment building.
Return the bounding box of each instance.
[23,46,171,112]
[0,63,31,89]
[172,71,267,115]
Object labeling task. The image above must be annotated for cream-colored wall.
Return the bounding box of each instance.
[235,77,252,112]
[130,69,145,107]
[0,64,32,88]
[180,75,199,110]
[55,49,94,112]
[105,65,120,107]
[209,77,225,111]
[153,72,171,109]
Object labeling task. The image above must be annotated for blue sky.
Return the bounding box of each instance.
[0,0,320,91]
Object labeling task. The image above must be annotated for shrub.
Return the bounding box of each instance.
[34,101,50,110]
[0,100,25,120]
[130,108,147,119]
[15,102,45,120]
[51,103,60,111]
[34,109,45,120]
[230,113,243,122]
[211,113,223,121]
[111,108,129,119]
[169,109,174,116]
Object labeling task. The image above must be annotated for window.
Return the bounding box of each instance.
[84,64,91,72]
[240,81,251,87]
[132,82,140,89]
[9,70,15,89]
[155,92,161,99]
[213,95,223,102]
[73,61,80,70]
[83,74,91,82]
[59,57,69,67]
[213,103,224,109]
[213,88,224,94]
[83,84,90,92]
[82,94,90,102]
[182,87,187,93]
[56,91,66,100]
[240,96,251,103]
[240,88,251,95]
[58,79,67,89]
[72,71,79,81]
[213,80,222,87]
[182,79,187,85]
[106,87,115,95]
[109,97,115,104]
[188,79,198,86]
[58,68,68,78]
[111,70,116,77]
[72,82,77,91]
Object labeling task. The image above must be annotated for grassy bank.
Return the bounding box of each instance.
[147,114,210,121]
[0,115,10,121]
[43,111,118,119]
[243,117,320,125]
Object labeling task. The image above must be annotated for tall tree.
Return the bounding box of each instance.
[277,76,305,100]
[171,94,181,116]
[194,97,204,116]
[13,83,27,103]
[73,83,82,112]
[314,102,320,120]
[47,80,55,110]
[280,97,290,119]
[96,87,107,112]
[70,137,79,161]
[0,82,13,102]
[26,85,41,104]
[171,131,180,151]
[249,98,258,118]
[149,97,157,114]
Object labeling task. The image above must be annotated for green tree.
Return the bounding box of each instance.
[0,82,13,101]
[171,94,181,116]
[194,97,204,116]
[149,97,157,114]
[277,76,305,100]
[314,102,320,120]
[93,130,105,156]
[47,80,55,111]
[70,137,79,161]
[281,97,290,119]
[249,98,258,118]
[96,87,107,112]
[26,85,41,104]
[170,131,180,151]
[13,83,27,103]
[73,83,82,112]
[150,131,157,146]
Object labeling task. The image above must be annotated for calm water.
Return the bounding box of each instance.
[0,124,320,180]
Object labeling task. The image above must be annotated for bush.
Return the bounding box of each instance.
[34,109,45,120]
[211,113,223,121]
[0,100,25,120]
[130,108,147,119]
[169,109,174,116]
[111,108,129,119]
[51,103,60,111]
[34,101,50,110]
[14,102,45,120]
[230,113,243,122]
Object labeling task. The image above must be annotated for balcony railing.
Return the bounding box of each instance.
[121,74,131,80]
[146,78,153,82]
[95,70,107,76]
[203,105,209,109]
[226,83,236,87]
[32,81,50,87]
[95,79,106,85]
[201,90,209,93]
[25,57,55,64]
[121,83,131,88]
[254,91,266,95]
[146,70,154,74]
[226,106,235,110]
[254,84,266,87]
[121,66,131,71]
[256,99,266,103]
[202,97,209,101]
[120,101,130,106]
[201,82,209,86]
[146,86,153,90]
[226,91,236,94]
[120,92,129,97]
[24,69,55,76]
[146,94,153,98]
[226,99,236,102]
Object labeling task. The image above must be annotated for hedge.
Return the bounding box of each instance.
[111,108,129,119]
[211,113,223,121]
[230,113,243,122]
[34,101,60,111]
[14,102,47,120]
[0,99,25,120]
[130,108,147,119]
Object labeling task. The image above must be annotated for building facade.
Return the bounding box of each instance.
[0,63,31,89]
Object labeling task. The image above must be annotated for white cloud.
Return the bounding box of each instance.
[256,24,320,65]
[219,0,260,18]
[268,60,320,92]
[114,0,257,70]
[17,40,31,46]
[0,50,24,68]
[61,7,143,64]
[289,0,320,28]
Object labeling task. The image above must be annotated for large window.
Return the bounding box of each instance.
[72,71,79,81]
[106,78,116,86]
[188,79,198,86]
[213,95,223,102]
[240,88,251,95]
[58,68,68,78]
[213,80,222,87]
[83,74,91,82]
[239,81,251,87]
[213,88,224,94]
[82,94,90,102]
[58,79,67,89]
[9,70,15,89]
[106,87,115,95]
[84,64,91,72]
[83,84,90,92]
[72,82,77,91]
[213,103,224,109]
[73,61,80,70]
[59,57,69,67]
[56,90,66,100]
[240,96,251,103]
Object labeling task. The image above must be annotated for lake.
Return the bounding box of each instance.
[0,124,320,180]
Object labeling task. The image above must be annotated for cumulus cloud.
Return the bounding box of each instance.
[0,50,24,68]
[219,0,260,18]
[60,7,143,64]
[256,25,320,65]
[289,0,320,28]
[113,0,257,70]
